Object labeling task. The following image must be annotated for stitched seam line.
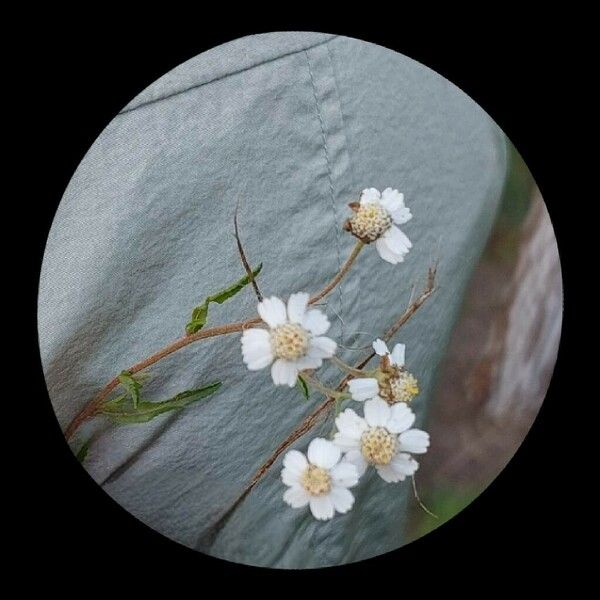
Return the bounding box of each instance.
[305,49,345,341]
[119,36,338,116]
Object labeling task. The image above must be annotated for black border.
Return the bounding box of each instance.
[23,19,574,583]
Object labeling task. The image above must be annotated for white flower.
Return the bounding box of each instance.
[347,377,380,401]
[372,338,405,366]
[241,292,337,387]
[372,338,419,404]
[345,187,412,264]
[281,438,359,521]
[333,398,429,483]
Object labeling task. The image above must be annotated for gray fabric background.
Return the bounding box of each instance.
[38,32,508,568]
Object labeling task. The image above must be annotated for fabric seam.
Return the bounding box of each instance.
[119,36,338,116]
[305,49,345,340]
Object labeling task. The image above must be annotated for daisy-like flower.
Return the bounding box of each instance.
[372,338,419,405]
[343,187,412,264]
[333,398,429,483]
[241,292,337,387]
[281,438,360,520]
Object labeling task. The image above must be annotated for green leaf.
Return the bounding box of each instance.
[296,375,310,400]
[118,370,143,409]
[99,382,222,424]
[75,439,91,463]
[185,264,263,335]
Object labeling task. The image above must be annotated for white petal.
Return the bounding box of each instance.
[343,450,368,477]
[335,408,368,439]
[282,450,308,478]
[257,296,287,328]
[390,343,406,367]
[391,205,412,225]
[294,355,323,370]
[387,403,416,433]
[309,495,335,520]
[307,438,341,469]
[308,336,337,359]
[398,429,430,454]
[271,359,298,387]
[241,329,273,370]
[348,378,379,401]
[359,187,381,205]
[379,188,404,213]
[363,398,391,428]
[372,339,389,356]
[281,466,302,487]
[329,486,354,514]
[287,292,309,324]
[375,237,404,264]
[383,225,412,255]
[376,464,405,483]
[390,452,419,477]
[333,433,362,452]
[302,309,330,336]
[330,461,360,488]
[283,485,310,508]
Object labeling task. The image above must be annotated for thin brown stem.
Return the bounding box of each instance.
[309,241,364,305]
[64,241,366,441]
[234,200,262,302]
[211,266,437,529]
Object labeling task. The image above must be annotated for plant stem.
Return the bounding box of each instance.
[301,373,350,400]
[330,355,371,378]
[309,241,363,305]
[215,266,437,520]
[64,240,365,441]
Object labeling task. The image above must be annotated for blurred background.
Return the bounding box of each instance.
[406,144,562,541]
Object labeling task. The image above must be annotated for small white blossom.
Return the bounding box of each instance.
[334,398,429,483]
[372,338,405,366]
[345,188,412,264]
[347,377,380,401]
[281,438,359,521]
[372,338,419,404]
[241,292,337,387]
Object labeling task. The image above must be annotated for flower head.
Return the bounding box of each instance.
[372,338,419,405]
[281,438,359,520]
[344,188,412,264]
[241,292,337,387]
[333,398,429,483]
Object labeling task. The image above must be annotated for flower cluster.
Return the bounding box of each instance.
[240,187,431,521]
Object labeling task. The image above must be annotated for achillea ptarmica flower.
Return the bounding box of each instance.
[372,338,420,405]
[347,377,380,402]
[344,187,412,264]
[334,398,429,483]
[281,438,359,520]
[241,292,337,387]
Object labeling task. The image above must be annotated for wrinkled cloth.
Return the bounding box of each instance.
[38,32,507,567]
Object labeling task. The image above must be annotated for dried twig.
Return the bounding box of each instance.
[234,200,262,302]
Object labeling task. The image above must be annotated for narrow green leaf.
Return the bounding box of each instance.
[296,375,310,400]
[75,439,91,463]
[100,381,222,424]
[118,370,143,409]
[186,264,263,335]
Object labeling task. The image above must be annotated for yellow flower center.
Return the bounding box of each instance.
[389,372,420,404]
[361,427,397,465]
[301,464,332,496]
[271,323,309,361]
[349,203,392,242]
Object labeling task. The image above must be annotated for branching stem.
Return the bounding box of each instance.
[64,241,365,441]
